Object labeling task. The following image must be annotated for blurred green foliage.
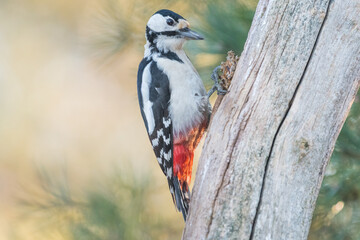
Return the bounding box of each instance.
[17,0,359,239]
[309,97,360,240]
[188,0,255,56]
[186,0,256,87]
[67,176,181,240]
[19,167,182,240]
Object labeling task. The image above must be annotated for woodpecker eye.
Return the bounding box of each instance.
[166,18,175,26]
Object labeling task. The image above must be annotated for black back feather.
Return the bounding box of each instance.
[154,9,185,21]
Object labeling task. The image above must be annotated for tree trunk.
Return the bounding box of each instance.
[183,0,360,239]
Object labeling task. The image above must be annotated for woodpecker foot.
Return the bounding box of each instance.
[207,66,227,98]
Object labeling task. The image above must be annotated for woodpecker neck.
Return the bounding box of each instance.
[145,26,186,59]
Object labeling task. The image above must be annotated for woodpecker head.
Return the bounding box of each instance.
[145,9,203,54]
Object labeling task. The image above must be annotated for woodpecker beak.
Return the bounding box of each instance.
[178,27,204,40]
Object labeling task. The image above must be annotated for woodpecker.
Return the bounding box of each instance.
[137,9,218,221]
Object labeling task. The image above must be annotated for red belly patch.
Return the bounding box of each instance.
[173,144,194,187]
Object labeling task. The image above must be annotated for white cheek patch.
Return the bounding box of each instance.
[147,14,177,32]
[147,14,165,32]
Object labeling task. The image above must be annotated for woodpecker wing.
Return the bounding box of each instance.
[137,58,189,220]
[137,59,173,178]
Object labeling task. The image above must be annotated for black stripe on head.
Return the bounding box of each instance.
[145,26,184,63]
[154,9,185,22]
[146,26,180,45]
[146,26,157,46]
[146,26,181,44]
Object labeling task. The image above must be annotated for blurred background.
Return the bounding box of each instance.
[0,0,358,239]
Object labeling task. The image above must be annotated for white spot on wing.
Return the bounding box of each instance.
[157,129,164,137]
[163,135,171,145]
[141,64,155,134]
[164,150,172,161]
[163,117,171,128]
[167,167,172,177]
[152,138,159,147]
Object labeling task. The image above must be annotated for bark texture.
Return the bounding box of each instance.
[183,0,360,239]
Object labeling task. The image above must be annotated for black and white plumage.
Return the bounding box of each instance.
[137,9,211,221]
[138,58,172,176]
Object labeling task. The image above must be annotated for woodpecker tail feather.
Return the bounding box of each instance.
[169,177,190,221]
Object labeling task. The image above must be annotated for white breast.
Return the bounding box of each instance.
[155,51,211,138]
